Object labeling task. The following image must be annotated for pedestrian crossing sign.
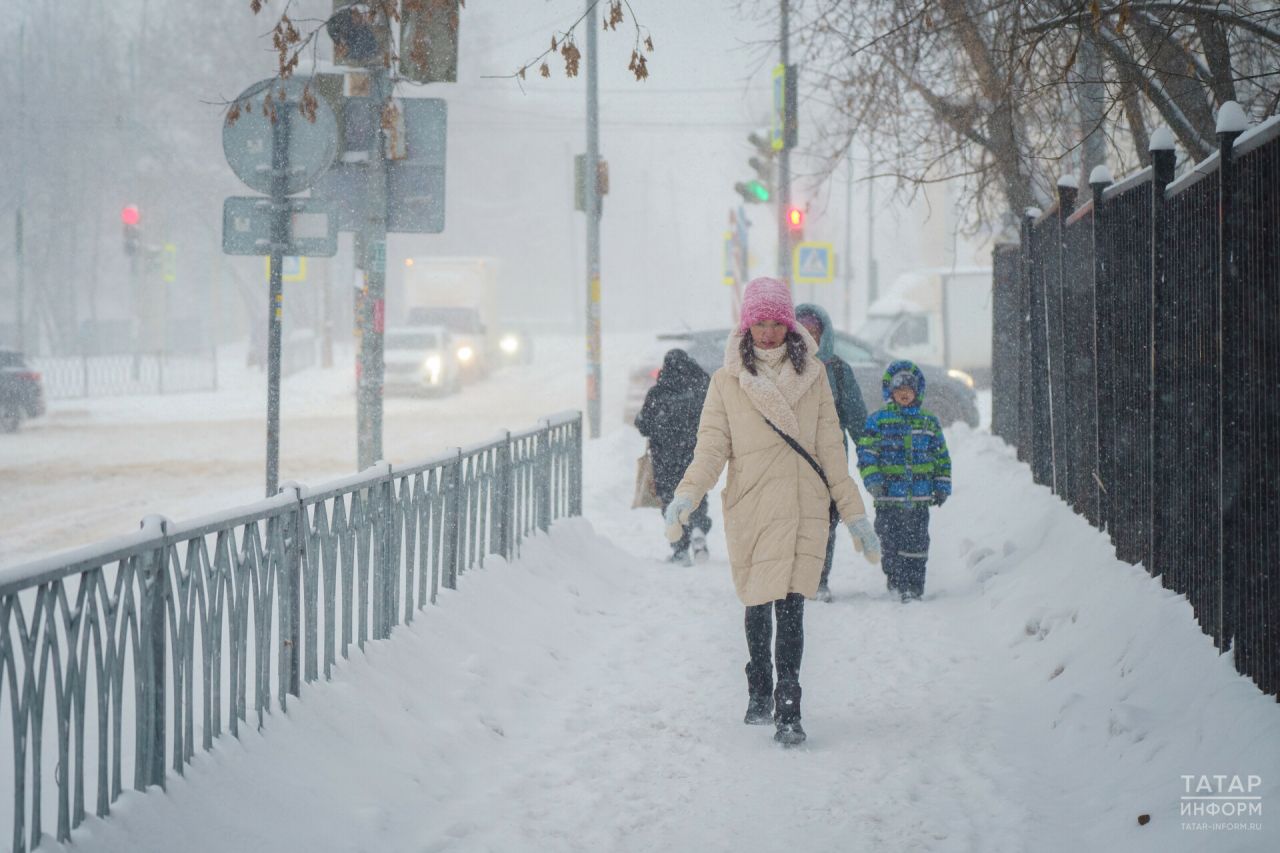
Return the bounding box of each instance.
[793,242,835,284]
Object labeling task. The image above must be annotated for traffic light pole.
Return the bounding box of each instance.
[776,0,792,284]
[584,0,603,440]
[357,67,391,469]
[266,100,292,497]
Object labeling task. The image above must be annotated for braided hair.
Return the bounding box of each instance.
[739,330,808,377]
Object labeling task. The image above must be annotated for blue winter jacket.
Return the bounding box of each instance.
[794,303,867,447]
[856,360,952,506]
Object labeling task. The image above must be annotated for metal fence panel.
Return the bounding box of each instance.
[32,352,218,400]
[0,411,583,852]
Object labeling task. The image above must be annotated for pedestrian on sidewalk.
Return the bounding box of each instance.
[635,348,713,566]
[795,303,868,603]
[856,360,952,602]
[664,277,880,747]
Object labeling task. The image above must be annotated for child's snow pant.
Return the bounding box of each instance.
[744,593,805,722]
[875,504,931,598]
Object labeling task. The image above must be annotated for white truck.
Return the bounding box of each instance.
[401,256,504,381]
[857,266,993,388]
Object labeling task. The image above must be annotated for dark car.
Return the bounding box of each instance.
[624,328,979,428]
[0,349,47,432]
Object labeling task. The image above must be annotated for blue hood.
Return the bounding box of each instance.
[794,303,836,363]
[881,359,927,403]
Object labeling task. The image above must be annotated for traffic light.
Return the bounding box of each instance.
[328,1,391,68]
[121,205,141,255]
[735,131,776,205]
[786,205,805,242]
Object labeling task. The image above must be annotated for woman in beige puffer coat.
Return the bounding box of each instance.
[664,277,880,746]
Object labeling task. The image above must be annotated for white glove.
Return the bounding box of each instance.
[847,516,881,565]
[664,496,694,542]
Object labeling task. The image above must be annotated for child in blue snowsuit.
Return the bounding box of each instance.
[856,360,952,600]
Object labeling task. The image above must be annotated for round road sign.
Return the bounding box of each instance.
[222,77,339,196]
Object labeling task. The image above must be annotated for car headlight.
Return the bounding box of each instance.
[424,355,442,374]
[946,368,975,389]
[499,334,520,355]
[456,345,475,363]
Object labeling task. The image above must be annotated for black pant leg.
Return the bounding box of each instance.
[744,603,773,697]
[689,496,712,534]
[875,509,904,591]
[897,506,931,597]
[773,593,805,682]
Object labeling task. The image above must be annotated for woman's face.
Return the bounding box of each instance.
[799,317,823,345]
[750,321,788,350]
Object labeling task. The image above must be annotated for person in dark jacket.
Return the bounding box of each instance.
[856,360,952,601]
[795,303,868,602]
[635,348,712,565]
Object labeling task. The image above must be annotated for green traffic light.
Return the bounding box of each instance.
[747,180,770,202]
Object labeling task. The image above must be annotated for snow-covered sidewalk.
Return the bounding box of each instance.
[57,426,1279,853]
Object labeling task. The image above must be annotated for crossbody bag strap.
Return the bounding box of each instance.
[761,415,829,489]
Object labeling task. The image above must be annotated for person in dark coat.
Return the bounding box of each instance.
[635,348,712,565]
[795,303,868,601]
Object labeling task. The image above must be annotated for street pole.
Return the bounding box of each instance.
[266,99,292,497]
[14,211,24,354]
[866,174,878,305]
[776,0,791,284]
[358,65,391,468]
[844,147,854,332]
[584,0,602,440]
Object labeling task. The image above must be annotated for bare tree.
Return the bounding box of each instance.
[772,0,1280,225]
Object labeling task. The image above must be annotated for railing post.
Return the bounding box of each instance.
[1149,129,1177,580]
[1052,177,1078,500]
[137,515,169,792]
[373,461,394,640]
[537,421,552,533]
[442,449,462,589]
[1089,166,1113,530]
[571,414,584,518]
[81,353,89,398]
[495,431,513,560]
[157,351,165,395]
[278,482,303,701]
[1216,103,1247,653]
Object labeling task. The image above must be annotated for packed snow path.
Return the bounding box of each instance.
[56,427,1278,853]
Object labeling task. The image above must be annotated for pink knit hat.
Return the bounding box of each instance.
[738,277,795,333]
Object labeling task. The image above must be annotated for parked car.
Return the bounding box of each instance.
[623,328,980,428]
[0,349,47,432]
[382,326,461,397]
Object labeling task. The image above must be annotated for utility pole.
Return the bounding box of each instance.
[584,0,602,439]
[844,147,854,331]
[776,0,792,283]
[865,175,878,306]
[357,58,392,468]
[266,100,291,497]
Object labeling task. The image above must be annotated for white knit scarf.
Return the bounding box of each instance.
[723,328,821,440]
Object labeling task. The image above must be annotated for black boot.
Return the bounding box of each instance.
[773,680,806,746]
[744,660,773,725]
[744,694,773,725]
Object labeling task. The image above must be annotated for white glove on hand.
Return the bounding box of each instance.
[847,516,881,565]
[664,496,694,543]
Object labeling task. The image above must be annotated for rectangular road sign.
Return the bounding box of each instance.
[771,65,786,152]
[222,197,338,257]
[793,241,835,284]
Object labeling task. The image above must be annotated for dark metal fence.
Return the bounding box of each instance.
[32,351,218,400]
[0,411,583,852]
[991,113,1280,699]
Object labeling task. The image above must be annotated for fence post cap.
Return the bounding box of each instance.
[1023,206,1042,220]
[277,480,306,500]
[1149,126,1176,152]
[1056,173,1079,189]
[1088,165,1114,186]
[1215,101,1249,135]
[138,514,170,536]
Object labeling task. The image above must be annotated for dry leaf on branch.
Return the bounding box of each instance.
[540,62,551,78]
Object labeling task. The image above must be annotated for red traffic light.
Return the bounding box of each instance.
[121,205,140,226]
[786,206,804,229]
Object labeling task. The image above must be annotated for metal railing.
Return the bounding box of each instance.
[990,113,1280,699]
[0,411,583,852]
[32,351,219,400]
